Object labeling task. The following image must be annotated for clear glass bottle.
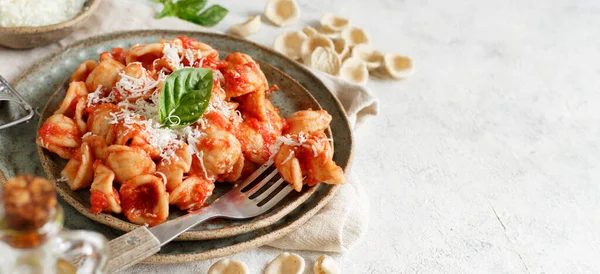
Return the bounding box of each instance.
[0,203,108,274]
[0,174,108,274]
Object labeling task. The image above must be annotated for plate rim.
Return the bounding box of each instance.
[5,29,355,263]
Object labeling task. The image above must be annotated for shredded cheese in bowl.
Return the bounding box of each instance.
[0,0,87,27]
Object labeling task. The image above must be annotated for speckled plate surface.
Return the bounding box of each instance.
[0,30,353,263]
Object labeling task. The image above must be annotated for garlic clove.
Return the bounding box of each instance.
[309,47,341,76]
[380,53,414,79]
[341,27,370,46]
[302,26,319,37]
[333,39,350,61]
[230,15,261,38]
[339,57,369,85]
[351,44,383,71]
[313,255,339,274]
[273,30,308,60]
[320,13,350,32]
[300,34,335,63]
[208,259,249,274]
[264,252,305,274]
[264,0,300,27]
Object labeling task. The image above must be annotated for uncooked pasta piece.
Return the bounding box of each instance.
[208,259,249,274]
[300,34,334,63]
[380,53,414,79]
[351,44,383,71]
[341,26,370,46]
[320,13,350,32]
[339,57,369,85]
[273,31,308,60]
[230,15,261,38]
[309,47,341,76]
[302,26,319,37]
[333,39,349,60]
[318,26,341,39]
[313,255,339,274]
[264,252,305,274]
[264,0,300,27]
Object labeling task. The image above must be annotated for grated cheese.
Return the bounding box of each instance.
[114,66,166,99]
[87,85,116,107]
[155,171,168,186]
[0,0,86,27]
[281,150,295,164]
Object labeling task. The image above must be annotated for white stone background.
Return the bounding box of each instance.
[135,0,600,273]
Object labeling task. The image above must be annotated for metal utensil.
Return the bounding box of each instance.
[105,160,293,273]
[0,75,35,130]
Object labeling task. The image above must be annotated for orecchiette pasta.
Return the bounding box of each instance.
[106,145,156,183]
[90,161,122,214]
[38,36,346,226]
[120,174,169,226]
[70,60,99,83]
[61,142,94,190]
[54,81,88,118]
[169,176,215,211]
[37,114,81,159]
[85,58,125,93]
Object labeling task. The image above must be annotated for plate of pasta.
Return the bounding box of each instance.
[33,32,353,245]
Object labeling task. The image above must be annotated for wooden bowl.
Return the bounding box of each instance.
[0,0,101,49]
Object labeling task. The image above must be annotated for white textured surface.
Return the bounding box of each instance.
[1,0,599,272]
[208,0,600,272]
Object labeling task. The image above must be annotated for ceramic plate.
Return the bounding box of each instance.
[0,30,353,263]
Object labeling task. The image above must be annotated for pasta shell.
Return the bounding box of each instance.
[264,252,305,274]
[339,57,369,85]
[264,0,300,27]
[230,15,261,38]
[313,255,340,274]
[333,39,350,60]
[318,26,341,39]
[300,34,334,63]
[320,13,350,32]
[380,53,414,79]
[273,30,308,60]
[302,26,319,37]
[208,259,249,274]
[351,44,383,71]
[341,26,370,46]
[309,47,341,76]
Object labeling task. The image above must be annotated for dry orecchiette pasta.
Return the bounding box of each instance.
[37,36,346,226]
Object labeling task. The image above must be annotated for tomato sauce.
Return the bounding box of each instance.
[38,122,70,143]
[121,183,160,225]
[89,190,108,214]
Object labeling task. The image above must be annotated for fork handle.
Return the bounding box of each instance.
[105,227,161,273]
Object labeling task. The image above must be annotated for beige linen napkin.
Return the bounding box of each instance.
[0,0,377,257]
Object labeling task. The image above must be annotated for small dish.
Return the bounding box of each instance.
[0,0,101,49]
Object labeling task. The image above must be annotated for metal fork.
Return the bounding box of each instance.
[0,75,35,130]
[105,161,293,273]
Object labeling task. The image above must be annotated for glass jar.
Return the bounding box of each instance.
[0,204,108,274]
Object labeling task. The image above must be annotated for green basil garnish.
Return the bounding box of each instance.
[154,0,228,27]
[159,68,213,128]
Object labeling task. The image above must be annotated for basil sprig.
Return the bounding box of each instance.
[159,68,213,128]
[155,0,228,27]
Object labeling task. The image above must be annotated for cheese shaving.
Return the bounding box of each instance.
[281,150,295,164]
[87,85,115,107]
[114,66,166,99]
[155,171,168,186]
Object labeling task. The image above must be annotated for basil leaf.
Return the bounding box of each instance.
[156,1,176,19]
[159,68,213,128]
[180,5,228,27]
[173,0,208,18]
